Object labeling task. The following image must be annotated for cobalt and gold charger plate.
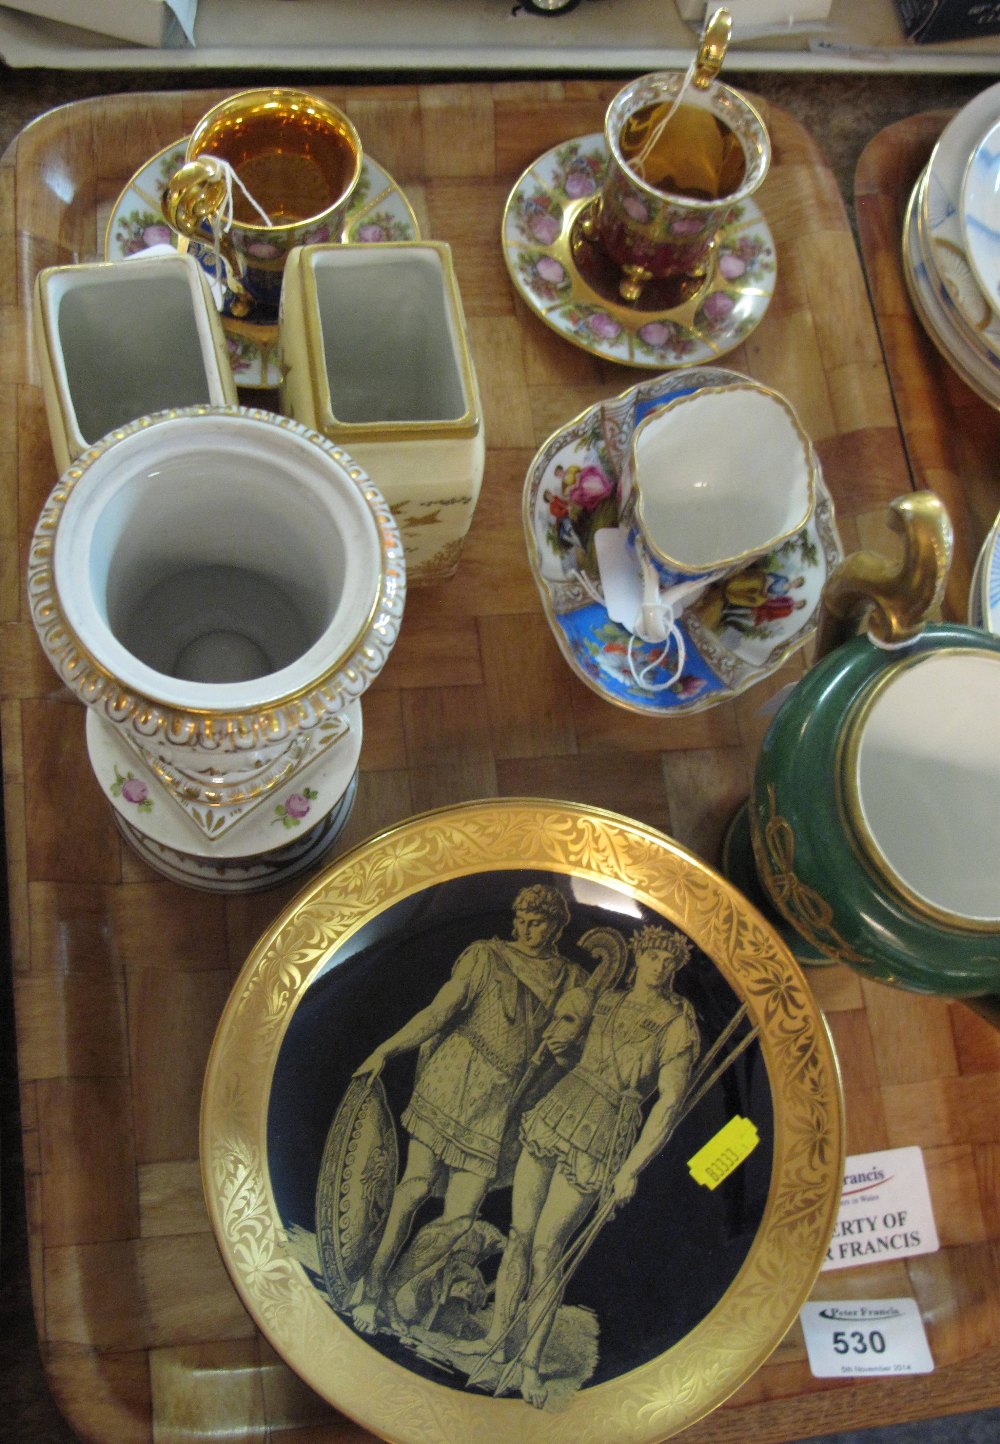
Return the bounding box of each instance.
[201,797,843,1443]
[105,139,420,388]
[523,366,843,716]
[502,135,776,368]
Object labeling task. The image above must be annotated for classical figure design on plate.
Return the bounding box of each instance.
[302,880,766,1412]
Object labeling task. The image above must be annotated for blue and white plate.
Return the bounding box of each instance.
[976,510,1000,635]
[906,170,1000,409]
[917,83,1000,400]
[961,113,1000,324]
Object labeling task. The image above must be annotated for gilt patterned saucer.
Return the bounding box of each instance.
[502,135,776,368]
[523,367,842,716]
[105,139,420,388]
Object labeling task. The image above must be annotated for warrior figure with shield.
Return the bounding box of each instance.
[469,924,701,1407]
[345,884,595,1336]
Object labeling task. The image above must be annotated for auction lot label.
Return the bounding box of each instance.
[801,1298,934,1378]
[821,1145,939,1271]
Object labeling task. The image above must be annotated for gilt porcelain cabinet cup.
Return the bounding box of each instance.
[741,493,1000,1021]
[27,406,405,891]
[581,10,770,302]
[279,240,485,583]
[162,87,364,318]
[615,379,817,643]
[33,252,238,474]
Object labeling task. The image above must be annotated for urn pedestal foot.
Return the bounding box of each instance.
[87,704,363,893]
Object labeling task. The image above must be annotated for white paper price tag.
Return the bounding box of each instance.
[822,1146,939,1271]
[800,1298,934,1378]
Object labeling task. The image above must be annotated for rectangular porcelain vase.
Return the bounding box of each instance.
[34,251,237,475]
[279,241,485,584]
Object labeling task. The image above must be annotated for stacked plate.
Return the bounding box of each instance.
[969,510,1000,635]
[903,80,1000,409]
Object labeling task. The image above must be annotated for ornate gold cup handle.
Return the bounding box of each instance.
[162,157,252,312]
[693,7,732,89]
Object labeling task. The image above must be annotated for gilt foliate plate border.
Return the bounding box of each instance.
[201,798,843,1443]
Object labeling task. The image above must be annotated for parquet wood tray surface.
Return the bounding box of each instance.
[1,85,998,1444]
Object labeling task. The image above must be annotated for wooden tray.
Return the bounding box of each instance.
[2,84,999,1444]
[856,109,1000,622]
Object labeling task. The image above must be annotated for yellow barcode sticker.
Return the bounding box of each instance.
[687,1115,760,1190]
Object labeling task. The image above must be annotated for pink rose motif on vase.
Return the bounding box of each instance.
[110,765,153,814]
[566,463,613,512]
[356,222,386,243]
[273,786,319,829]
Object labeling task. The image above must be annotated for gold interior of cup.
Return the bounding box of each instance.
[607,74,770,212]
[188,89,362,230]
[618,98,747,202]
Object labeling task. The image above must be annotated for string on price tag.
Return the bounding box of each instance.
[800,1298,934,1378]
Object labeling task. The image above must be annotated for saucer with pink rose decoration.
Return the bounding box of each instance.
[502,134,775,368]
[105,139,420,389]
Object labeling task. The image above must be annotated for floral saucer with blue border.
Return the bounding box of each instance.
[502,135,776,369]
[105,139,420,389]
[523,367,842,716]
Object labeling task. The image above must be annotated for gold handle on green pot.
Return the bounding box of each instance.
[814,491,954,660]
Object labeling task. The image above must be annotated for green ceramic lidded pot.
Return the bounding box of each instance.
[748,493,1000,1015]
